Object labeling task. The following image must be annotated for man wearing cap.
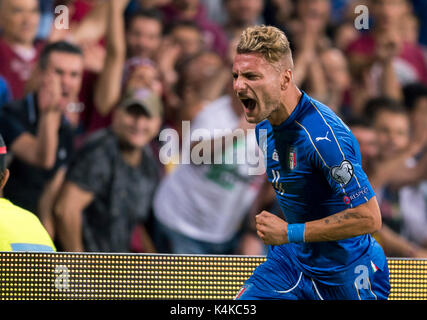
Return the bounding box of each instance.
[54,88,162,252]
[0,134,56,252]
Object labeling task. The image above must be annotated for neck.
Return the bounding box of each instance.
[268,85,302,126]
[118,138,143,167]
[121,148,142,167]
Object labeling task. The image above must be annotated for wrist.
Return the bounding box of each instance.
[287,223,306,243]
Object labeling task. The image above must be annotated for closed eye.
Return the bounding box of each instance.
[243,73,261,81]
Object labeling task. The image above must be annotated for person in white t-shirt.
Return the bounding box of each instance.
[153,89,266,254]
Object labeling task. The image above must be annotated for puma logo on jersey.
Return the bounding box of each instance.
[315,131,331,142]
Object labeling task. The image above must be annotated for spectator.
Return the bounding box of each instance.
[153,53,265,255]
[346,0,426,108]
[288,0,332,102]
[403,83,427,153]
[167,21,205,59]
[156,21,205,95]
[320,47,352,115]
[369,99,427,257]
[0,41,84,236]
[222,0,264,40]
[0,0,42,100]
[80,1,166,136]
[54,88,163,252]
[126,8,164,61]
[331,1,365,54]
[160,0,228,58]
[88,0,128,124]
[175,51,230,123]
[398,83,427,247]
[0,134,56,252]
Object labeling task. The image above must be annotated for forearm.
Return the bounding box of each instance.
[293,53,311,87]
[37,168,66,238]
[94,0,126,115]
[71,1,108,44]
[370,149,425,189]
[307,60,328,102]
[55,207,84,252]
[36,112,61,168]
[304,206,380,242]
[374,225,421,257]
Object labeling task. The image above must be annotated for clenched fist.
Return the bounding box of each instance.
[256,211,288,245]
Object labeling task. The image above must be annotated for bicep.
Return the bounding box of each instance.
[56,181,95,215]
[10,133,41,167]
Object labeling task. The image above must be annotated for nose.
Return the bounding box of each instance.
[233,75,246,94]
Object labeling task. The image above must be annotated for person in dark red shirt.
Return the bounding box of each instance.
[0,0,44,100]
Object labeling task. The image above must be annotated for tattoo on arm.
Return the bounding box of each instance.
[324,210,361,225]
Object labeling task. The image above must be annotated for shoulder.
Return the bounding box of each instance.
[79,129,116,155]
[70,129,117,167]
[295,98,356,166]
[0,198,40,222]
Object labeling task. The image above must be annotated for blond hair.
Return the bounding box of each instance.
[237,25,293,68]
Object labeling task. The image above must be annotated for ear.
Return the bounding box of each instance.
[0,169,10,191]
[280,69,293,91]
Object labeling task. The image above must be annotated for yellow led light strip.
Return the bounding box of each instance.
[0,253,426,300]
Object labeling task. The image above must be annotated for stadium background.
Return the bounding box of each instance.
[0,0,427,301]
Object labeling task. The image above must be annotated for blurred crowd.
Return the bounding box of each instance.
[0,0,426,257]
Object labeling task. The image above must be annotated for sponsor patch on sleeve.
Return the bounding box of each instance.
[348,186,369,202]
[330,160,354,185]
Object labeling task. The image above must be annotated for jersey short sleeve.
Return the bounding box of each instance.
[306,110,375,208]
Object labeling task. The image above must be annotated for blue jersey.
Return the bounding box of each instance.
[255,92,378,285]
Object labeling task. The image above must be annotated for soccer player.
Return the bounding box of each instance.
[232,26,390,300]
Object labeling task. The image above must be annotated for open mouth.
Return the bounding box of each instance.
[240,97,257,111]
